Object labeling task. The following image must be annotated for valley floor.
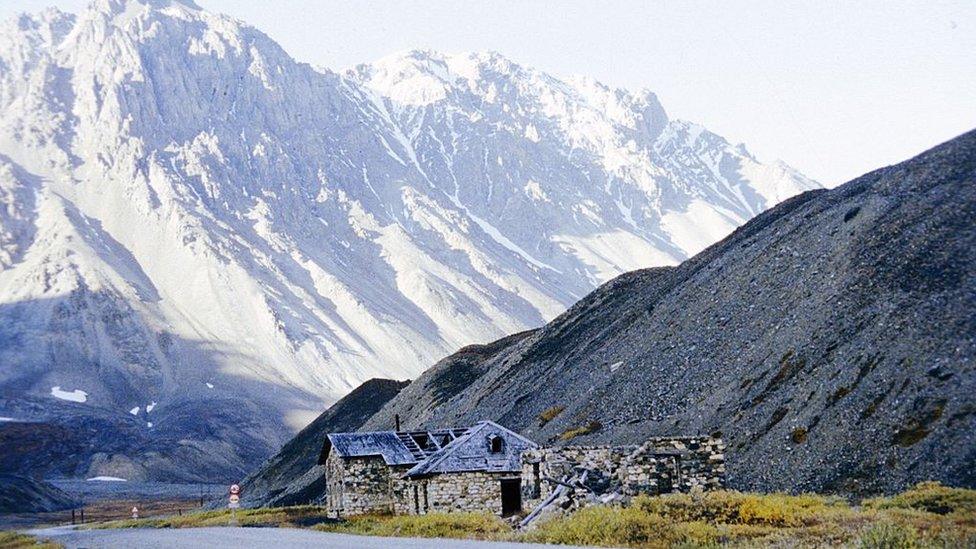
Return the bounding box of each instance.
[14,483,976,548]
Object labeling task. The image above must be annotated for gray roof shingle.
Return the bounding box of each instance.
[320,427,470,466]
[404,421,538,478]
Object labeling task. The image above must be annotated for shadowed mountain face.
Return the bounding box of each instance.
[354,130,976,496]
[0,475,78,514]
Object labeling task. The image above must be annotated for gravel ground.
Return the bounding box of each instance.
[30,526,589,549]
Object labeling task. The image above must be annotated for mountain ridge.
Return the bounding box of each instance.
[0,0,815,480]
[351,129,976,495]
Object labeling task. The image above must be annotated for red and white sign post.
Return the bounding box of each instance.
[228,484,241,524]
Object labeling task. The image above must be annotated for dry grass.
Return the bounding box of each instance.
[558,420,602,441]
[88,483,976,548]
[538,406,565,427]
[525,486,976,548]
[0,531,61,549]
[313,512,509,540]
[92,505,335,530]
[864,481,976,516]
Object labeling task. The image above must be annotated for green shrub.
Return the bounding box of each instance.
[631,491,844,527]
[864,482,976,516]
[858,522,919,549]
[525,505,674,548]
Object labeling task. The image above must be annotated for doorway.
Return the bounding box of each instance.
[500,478,522,516]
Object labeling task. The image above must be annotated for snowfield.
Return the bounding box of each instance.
[0,0,817,478]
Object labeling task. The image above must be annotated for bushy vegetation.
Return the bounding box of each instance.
[526,488,976,548]
[538,405,565,427]
[313,511,508,539]
[559,420,602,441]
[0,532,61,549]
[857,522,920,549]
[89,483,976,548]
[631,491,847,527]
[864,481,976,516]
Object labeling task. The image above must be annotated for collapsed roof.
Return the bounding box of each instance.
[319,421,537,476]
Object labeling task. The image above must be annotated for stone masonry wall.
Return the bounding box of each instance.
[324,451,345,516]
[406,472,511,515]
[327,454,395,516]
[521,437,725,503]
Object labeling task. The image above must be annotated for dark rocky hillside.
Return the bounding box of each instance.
[359,130,976,496]
[0,475,78,513]
[238,378,409,507]
[0,396,283,483]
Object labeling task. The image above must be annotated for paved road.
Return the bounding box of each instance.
[31,526,592,548]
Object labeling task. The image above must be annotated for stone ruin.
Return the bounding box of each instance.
[519,436,725,527]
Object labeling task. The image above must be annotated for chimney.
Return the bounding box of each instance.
[395,414,401,432]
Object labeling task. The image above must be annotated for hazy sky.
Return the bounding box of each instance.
[3,1,975,186]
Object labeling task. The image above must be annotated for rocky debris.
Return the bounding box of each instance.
[362,130,976,496]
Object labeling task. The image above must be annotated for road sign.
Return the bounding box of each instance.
[230,484,240,495]
[131,506,139,519]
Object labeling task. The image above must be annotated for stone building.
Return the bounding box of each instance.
[319,422,724,519]
[520,437,725,507]
[319,421,536,517]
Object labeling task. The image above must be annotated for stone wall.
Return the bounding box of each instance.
[404,472,514,516]
[324,451,345,515]
[624,437,725,493]
[521,437,725,502]
[325,453,396,516]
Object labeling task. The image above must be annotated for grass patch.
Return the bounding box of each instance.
[864,481,976,516]
[0,532,61,549]
[631,491,845,527]
[559,420,602,441]
[313,512,509,540]
[92,505,334,529]
[538,405,565,427]
[84,483,976,548]
[525,487,976,548]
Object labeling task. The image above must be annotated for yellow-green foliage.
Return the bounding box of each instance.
[538,405,565,426]
[525,504,674,548]
[864,481,976,516]
[86,483,976,548]
[632,491,844,527]
[0,531,62,549]
[314,512,508,540]
[857,522,920,549]
[524,487,976,548]
[94,505,332,529]
[559,420,602,441]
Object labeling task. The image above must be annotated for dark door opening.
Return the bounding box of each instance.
[500,478,522,516]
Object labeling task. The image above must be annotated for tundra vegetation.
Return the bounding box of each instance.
[86,482,976,547]
[0,531,62,549]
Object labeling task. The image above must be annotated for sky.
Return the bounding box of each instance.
[3,1,975,187]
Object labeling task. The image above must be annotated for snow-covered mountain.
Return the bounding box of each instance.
[0,0,817,479]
